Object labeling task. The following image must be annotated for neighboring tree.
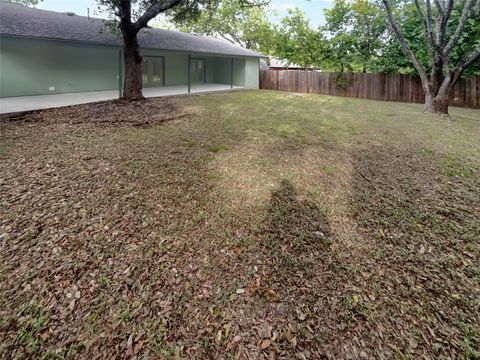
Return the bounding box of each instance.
[275,8,325,70]
[381,0,480,114]
[322,0,386,72]
[171,0,275,55]
[97,0,263,100]
[375,1,480,76]
[350,0,386,72]
[322,0,356,72]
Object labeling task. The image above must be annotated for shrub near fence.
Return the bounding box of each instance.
[259,70,480,109]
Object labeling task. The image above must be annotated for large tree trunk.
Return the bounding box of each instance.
[422,70,453,115]
[423,92,449,114]
[115,0,184,100]
[432,96,449,114]
[422,55,450,114]
[122,33,144,101]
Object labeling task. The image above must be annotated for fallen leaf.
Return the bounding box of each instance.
[40,330,50,341]
[126,333,134,356]
[296,309,307,321]
[224,323,232,338]
[286,325,296,344]
[260,339,271,349]
[232,335,242,344]
[134,340,144,355]
[215,330,222,344]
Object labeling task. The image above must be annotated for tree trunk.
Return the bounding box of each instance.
[432,96,449,114]
[422,74,452,115]
[122,33,144,101]
[423,89,450,115]
[424,93,434,113]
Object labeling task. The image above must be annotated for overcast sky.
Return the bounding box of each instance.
[36,0,333,28]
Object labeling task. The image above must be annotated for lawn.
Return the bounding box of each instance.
[1,90,479,359]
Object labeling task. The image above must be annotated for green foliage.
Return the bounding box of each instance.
[274,8,326,69]
[375,0,480,76]
[170,0,275,54]
[322,0,480,76]
[95,0,479,77]
[334,72,354,90]
[322,0,386,72]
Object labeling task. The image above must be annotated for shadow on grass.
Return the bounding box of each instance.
[258,179,334,304]
[266,179,331,255]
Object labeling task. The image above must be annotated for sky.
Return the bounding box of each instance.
[36,0,333,28]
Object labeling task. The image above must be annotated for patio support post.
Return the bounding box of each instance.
[188,54,191,93]
[118,49,123,99]
[230,58,234,89]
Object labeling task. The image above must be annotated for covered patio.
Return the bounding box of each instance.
[0,83,243,114]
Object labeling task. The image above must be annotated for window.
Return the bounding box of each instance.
[141,56,164,87]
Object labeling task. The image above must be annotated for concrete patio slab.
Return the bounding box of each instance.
[0,84,242,114]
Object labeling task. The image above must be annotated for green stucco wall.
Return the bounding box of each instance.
[245,57,260,88]
[0,37,119,97]
[233,58,246,87]
[0,36,260,98]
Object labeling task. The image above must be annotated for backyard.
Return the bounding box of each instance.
[1,90,479,358]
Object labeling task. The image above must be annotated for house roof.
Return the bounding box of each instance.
[0,2,264,58]
[269,57,304,69]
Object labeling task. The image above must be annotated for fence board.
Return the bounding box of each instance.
[259,70,480,109]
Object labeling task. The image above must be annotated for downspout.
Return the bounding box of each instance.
[230,58,234,89]
[188,54,191,94]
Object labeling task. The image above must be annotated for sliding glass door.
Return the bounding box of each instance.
[141,56,164,87]
[190,58,206,84]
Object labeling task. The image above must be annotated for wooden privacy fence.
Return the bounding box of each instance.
[259,70,480,109]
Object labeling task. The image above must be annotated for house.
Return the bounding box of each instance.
[268,58,304,71]
[264,58,316,71]
[0,3,263,98]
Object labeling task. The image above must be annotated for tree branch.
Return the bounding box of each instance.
[444,0,454,20]
[456,42,480,73]
[444,0,478,55]
[218,32,240,45]
[425,0,435,41]
[135,0,183,32]
[433,0,452,46]
[381,0,429,86]
[414,0,434,60]
[433,0,444,16]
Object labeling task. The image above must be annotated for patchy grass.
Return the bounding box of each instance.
[1,90,479,359]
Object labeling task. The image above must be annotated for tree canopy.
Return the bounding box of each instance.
[171,0,275,55]
[168,0,479,77]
